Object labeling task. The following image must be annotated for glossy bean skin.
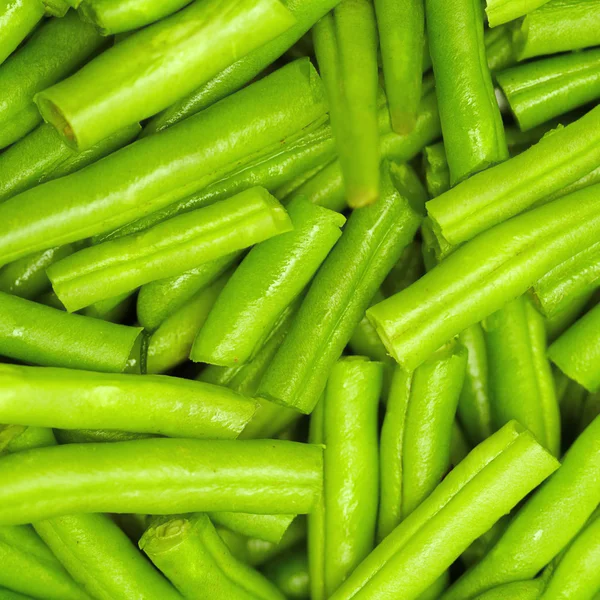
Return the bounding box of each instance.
[426,105,600,246]
[207,514,295,545]
[140,514,284,600]
[549,303,600,392]
[0,292,141,372]
[0,12,106,150]
[444,415,600,599]
[0,438,323,524]
[484,296,561,455]
[378,343,467,541]
[426,0,507,184]
[329,422,559,600]
[144,0,340,135]
[0,363,257,439]
[0,59,327,265]
[485,0,551,27]
[0,0,44,67]
[78,0,193,35]
[314,0,380,207]
[48,187,292,311]
[498,48,600,131]
[368,184,600,372]
[191,198,345,366]
[258,166,421,413]
[514,0,600,60]
[36,0,295,150]
[308,358,383,599]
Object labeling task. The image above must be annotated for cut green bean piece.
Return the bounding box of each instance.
[444,414,600,599]
[329,422,559,600]
[375,0,424,134]
[485,24,517,74]
[36,0,295,150]
[258,165,421,413]
[427,105,600,246]
[137,254,239,331]
[309,357,383,599]
[514,0,600,60]
[0,438,323,524]
[549,304,600,393]
[264,548,310,600]
[0,60,326,265]
[192,198,345,366]
[209,513,295,545]
[0,363,257,439]
[484,296,560,455]
[369,184,600,371]
[144,0,340,135]
[314,0,380,207]
[140,513,284,600]
[78,0,193,35]
[0,0,44,67]
[0,12,106,150]
[545,290,592,342]
[426,0,507,184]
[48,187,292,311]
[378,343,467,541]
[485,0,551,27]
[0,292,141,372]
[498,48,600,131]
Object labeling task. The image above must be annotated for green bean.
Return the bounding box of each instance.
[472,580,545,599]
[426,0,507,184]
[0,60,326,265]
[0,363,257,438]
[450,421,471,468]
[578,391,600,434]
[258,165,421,414]
[329,421,559,600]
[48,187,292,311]
[374,0,424,134]
[144,0,340,135]
[485,0,551,27]
[191,198,345,366]
[137,254,238,331]
[42,0,70,16]
[0,425,26,456]
[0,292,141,372]
[308,357,383,599]
[209,513,295,545]
[0,524,89,600]
[81,292,133,323]
[369,184,600,371]
[348,290,391,363]
[78,0,193,35]
[0,589,36,600]
[0,123,141,203]
[514,0,600,60]
[36,0,295,150]
[0,438,323,524]
[314,0,379,207]
[264,548,309,600]
[0,12,106,150]
[54,429,154,444]
[532,241,600,318]
[275,159,331,201]
[543,163,600,204]
[498,48,600,131]
[378,342,467,541]
[443,414,600,599]
[549,303,600,393]
[381,240,424,297]
[4,426,55,454]
[140,513,284,600]
[457,324,493,446]
[460,518,510,569]
[484,296,560,455]
[426,105,600,246]
[0,0,44,67]
[485,24,517,74]
[545,291,592,342]
[423,142,450,198]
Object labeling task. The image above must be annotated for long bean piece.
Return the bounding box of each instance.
[191,198,344,366]
[368,184,600,371]
[0,364,257,439]
[0,292,141,372]
[36,0,295,150]
[258,165,421,413]
[378,342,467,541]
[329,421,559,600]
[308,357,383,599]
[426,0,507,184]
[443,414,600,599]
[48,187,291,311]
[0,1,45,67]
[426,105,600,246]
[0,59,326,265]
[0,439,323,524]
